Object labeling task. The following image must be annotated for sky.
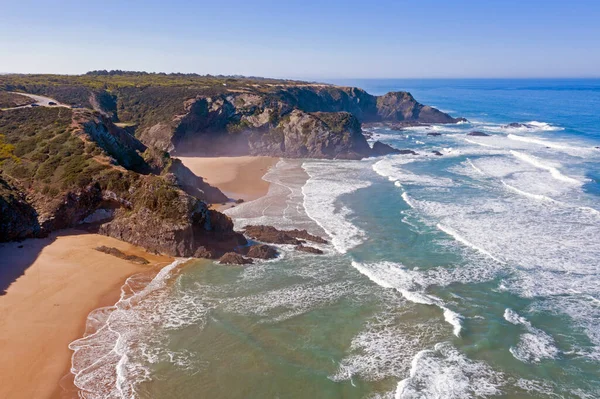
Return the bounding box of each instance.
[1,0,599,79]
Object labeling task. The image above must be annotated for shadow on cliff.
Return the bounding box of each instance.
[0,229,88,295]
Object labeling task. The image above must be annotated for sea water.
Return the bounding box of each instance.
[70,79,600,398]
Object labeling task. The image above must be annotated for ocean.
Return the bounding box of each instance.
[69,79,600,398]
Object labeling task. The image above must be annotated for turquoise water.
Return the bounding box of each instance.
[70,80,600,398]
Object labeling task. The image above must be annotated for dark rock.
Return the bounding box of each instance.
[427,132,442,136]
[285,228,328,244]
[370,141,418,157]
[244,244,278,259]
[503,123,533,129]
[432,150,443,156]
[295,245,323,254]
[243,225,301,245]
[95,245,150,264]
[371,141,400,156]
[235,198,244,204]
[219,252,253,265]
[467,131,490,137]
[0,177,42,241]
[99,199,247,258]
[140,86,462,160]
[243,225,328,245]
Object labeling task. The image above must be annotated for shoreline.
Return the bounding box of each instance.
[178,155,279,211]
[0,156,278,399]
[0,230,173,399]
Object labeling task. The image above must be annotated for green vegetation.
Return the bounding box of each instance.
[0,71,322,133]
[0,134,19,165]
[0,107,109,191]
[0,92,35,108]
[0,106,201,223]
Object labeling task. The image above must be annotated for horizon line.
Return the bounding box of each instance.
[1,71,600,81]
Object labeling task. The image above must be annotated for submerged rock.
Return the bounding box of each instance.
[467,131,490,137]
[503,122,533,129]
[219,252,253,265]
[432,150,443,156]
[295,245,324,254]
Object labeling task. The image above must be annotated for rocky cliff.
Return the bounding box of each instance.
[156,87,461,159]
[0,106,242,257]
[0,73,463,160]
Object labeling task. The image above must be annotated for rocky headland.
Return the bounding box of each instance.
[0,71,464,258]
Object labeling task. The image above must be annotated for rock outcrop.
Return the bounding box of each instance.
[239,244,279,259]
[243,225,327,246]
[0,106,243,258]
[294,245,324,254]
[219,252,253,265]
[99,194,246,258]
[371,141,418,157]
[136,87,462,159]
[467,131,490,137]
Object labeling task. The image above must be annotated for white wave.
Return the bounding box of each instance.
[504,308,559,363]
[69,258,194,399]
[442,307,464,338]
[330,311,445,383]
[401,192,416,208]
[302,161,371,253]
[466,158,485,175]
[479,120,564,133]
[510,150,583,185]
[395,342,504,399]
[501,180,557,203]
[351,261,464,337]
[464,138,499,148]
[437,224,505,264]
[372,157,455,187]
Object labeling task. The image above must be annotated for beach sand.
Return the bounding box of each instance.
[178,156,278,209]
[0,230,173,399]
[0,155,278,399]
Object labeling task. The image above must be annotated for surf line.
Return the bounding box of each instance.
[436,224,506,264]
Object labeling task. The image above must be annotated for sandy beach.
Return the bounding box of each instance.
[0,156,278,399]
[178,156,279,208]
[0,231,173,399]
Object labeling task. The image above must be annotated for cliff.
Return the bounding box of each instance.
[0,106,242,257]
[0,72,464,160]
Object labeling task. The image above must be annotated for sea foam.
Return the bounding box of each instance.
[302,160,371,253]
[504,308,559,363]
[395,342,504,398]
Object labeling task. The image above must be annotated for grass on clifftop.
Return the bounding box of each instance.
[0,107,109,193]
[0,92,35,108]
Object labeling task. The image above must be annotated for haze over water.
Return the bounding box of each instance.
[71,79,600,398]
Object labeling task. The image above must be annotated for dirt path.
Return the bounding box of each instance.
[1,92,71,111]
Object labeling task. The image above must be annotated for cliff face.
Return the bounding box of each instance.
[99,186,245,257]
[0,177,41,240]
[0,107,242,257]
[141,86,461,158]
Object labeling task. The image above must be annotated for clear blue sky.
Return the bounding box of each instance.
[1,0,599,78]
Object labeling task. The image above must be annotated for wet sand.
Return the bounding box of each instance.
[0,231,173,399]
